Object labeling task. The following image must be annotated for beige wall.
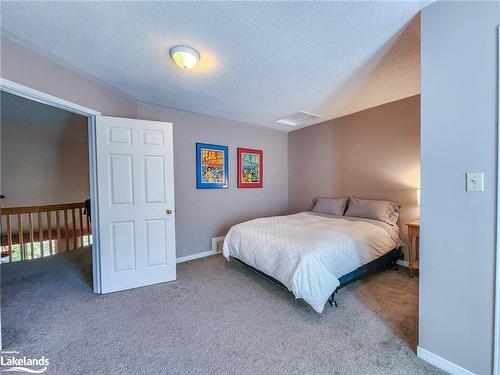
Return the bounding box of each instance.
[138,102,288,257]
[1,92,89,207]
[1,37,289,259]
[288,95,420,258]
[2,35,420,265]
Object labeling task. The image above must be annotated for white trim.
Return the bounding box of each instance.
[417,347,475,375]
[494,25,500,375]
[396,259,409,267]
[0,78,102,295]
[87,116,101,294]
[176,250,221,264]
[0,78,101,116]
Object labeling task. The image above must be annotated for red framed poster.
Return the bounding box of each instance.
[237,148,263,188]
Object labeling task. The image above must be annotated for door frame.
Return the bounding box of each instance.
[494,25,500,375]
[0,78,103,294]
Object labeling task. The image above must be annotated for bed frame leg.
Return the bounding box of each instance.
[392,259,399,271]
[329,291,338,308]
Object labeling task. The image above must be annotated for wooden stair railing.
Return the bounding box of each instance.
[0,202,92,263]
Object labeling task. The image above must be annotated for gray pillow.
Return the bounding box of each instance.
[345,197,401,225]
[312,197,348,216]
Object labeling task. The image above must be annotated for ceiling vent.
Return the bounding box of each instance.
[275,111,323,127]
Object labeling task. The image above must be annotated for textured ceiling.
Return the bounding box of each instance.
[0,1,428,131]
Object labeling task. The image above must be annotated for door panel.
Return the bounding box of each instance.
[112,221,136,272]
[108,127,132,144]
[144,156,165,203]
[143,129,164,146]
[109,154,134,205]
[145,219,168,267]
[96,116,176,293]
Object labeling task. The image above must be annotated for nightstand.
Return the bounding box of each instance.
[407,220,420,277]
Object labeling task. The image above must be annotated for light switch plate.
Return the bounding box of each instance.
[466,172,484,192]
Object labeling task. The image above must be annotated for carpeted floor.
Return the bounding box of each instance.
[1,247,441,374]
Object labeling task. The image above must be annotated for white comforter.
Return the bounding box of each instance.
[222,212,402,313]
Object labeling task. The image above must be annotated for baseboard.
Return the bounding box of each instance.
[417,346,475,375]
[397,260,409,267]
[176,250,221,264]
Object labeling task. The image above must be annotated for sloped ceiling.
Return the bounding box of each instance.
[1,92,87,142]
[0,1,428,131]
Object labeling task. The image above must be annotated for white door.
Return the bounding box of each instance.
[95,116,176,293]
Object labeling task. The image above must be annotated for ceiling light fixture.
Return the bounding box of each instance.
[169,46,200,70]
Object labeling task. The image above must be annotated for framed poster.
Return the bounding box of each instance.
[237,148,263,188]
[196,143,229,189]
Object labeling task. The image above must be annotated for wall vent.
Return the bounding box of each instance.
[211,236,225,253]
[275,111,322,126]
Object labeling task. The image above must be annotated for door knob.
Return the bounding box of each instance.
[166,209,173,215]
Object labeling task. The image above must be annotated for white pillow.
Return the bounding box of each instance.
[312,197,348,216]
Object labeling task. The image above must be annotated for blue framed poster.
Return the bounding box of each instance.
[196,143,229,189]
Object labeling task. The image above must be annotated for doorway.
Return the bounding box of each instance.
[0,79,102,294]
[0,78,177,352]
[1,92,92,265]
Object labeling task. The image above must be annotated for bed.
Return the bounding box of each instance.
[222,210,403,313]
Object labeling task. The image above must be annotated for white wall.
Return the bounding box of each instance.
[1,92,89,207]
[420,2,499,374]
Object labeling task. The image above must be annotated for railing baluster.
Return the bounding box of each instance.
[0,202,86,261]
[6,214,12,262]
[78,208,83,248]
[47,211,53,255]
[38,212,43,257]
[18,214,24,260]
[56,210,61,254]
[71,208,77,250]
[86,213,91,243]
[64,209,69,252]
[28,213,34,259]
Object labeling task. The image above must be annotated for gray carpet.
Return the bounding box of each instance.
[1,247,442,374]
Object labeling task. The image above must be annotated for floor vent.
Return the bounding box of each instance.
[275,111,322,127]
[211,236,225,253]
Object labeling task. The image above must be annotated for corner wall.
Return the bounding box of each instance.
[1,36,288,259]
[137,102,288,257]
[420,2,499,374]
[288,95,421,256]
